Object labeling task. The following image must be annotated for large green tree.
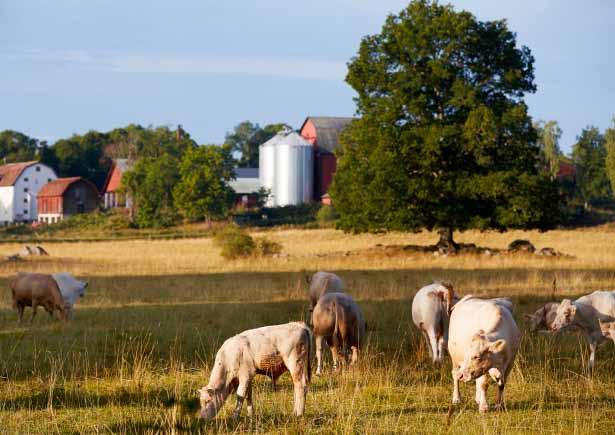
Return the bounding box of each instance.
[52,131,111,188]
[572,126,611,206]
[173,145,235,222]
[122,155,181,228]
[535,120,563,180]
[0,130,44,163]
[605,118,615,197]
[224,121,289,167]
[330,0,560,248]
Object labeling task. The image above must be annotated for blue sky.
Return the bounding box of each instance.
[1,0,613,153]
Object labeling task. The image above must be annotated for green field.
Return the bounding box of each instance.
[1,228,615,434]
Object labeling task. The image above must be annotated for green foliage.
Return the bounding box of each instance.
[52,131,111,188]
[535,120,563,180]
[224,121,289,167]
[123,156,180,228]
[173,146,235,222]
[331,0,560,239]
[604,118,615,198]
[213,226,256,259]
[572,126,612,205]
[0,130,43,163]
[254,237,282,256]
[316,204,340,225]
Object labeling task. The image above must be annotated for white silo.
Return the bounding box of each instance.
[259,132,283,207]
[274,132,313,206]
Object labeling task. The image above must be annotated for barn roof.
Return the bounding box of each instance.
[230,168,261,194]
[300,117,354,153]
[0,161,38,187]
[102,158,134,193]
[38,177,99,197]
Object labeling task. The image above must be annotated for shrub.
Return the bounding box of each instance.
[316,205,339,225]
[213,226,255,259]
[255,237,282,256]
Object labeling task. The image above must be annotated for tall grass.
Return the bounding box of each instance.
[1,227,615,433]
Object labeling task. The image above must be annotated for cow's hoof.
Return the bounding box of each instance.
[494,403,505,412]
[452,398,461,405]
[478,404,489,413]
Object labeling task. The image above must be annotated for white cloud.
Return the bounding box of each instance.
[8,49,347,81]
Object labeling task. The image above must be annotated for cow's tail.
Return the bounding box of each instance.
[332,297,343,352]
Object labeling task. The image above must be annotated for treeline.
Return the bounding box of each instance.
[0,121,286,228]
[536,119,615,209]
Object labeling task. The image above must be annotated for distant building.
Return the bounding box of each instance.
[229,167,260,208]
[37,177,100,223]
[0,161,57,224]
[557,161,576,181]
[102,158,133,210]
[299,116,353,202]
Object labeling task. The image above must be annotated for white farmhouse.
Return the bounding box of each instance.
[0,161,57,224]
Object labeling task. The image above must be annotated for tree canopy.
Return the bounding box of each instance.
[572,126,611,205]
[224,121,289,167]
[0,130,49,163]
[535,120,563,180]
[330,0,560,246]
[173,145,236,222]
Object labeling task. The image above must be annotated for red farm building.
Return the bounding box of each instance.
[37,177,100,223]
[299,116,353,203]
[102,158,133,210]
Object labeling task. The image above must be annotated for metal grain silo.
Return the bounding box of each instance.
[259,133,282,207]
[274,132,313,206]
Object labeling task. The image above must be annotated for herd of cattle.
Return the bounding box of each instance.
[7,270,615,420]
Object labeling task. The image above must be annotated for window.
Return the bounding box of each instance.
[36,166,41,172]
[23,198,27,203]
[23,209,28,215]
[24,177,29,182]
[24,187,28,193]
[48,178,52,182]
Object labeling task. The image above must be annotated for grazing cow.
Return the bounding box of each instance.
[53,273,88,319]
[307,271,346,309]
[198,322,311,420]
[449,296,520,413]
[551,291,615,369]
[524,302,560,332]
[10,272,67,321]
[312,292,365,375]
[411,281,458,364]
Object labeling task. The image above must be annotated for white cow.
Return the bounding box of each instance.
[52,273,88,319]
[307,271,346,309]
[411,282,458,364]
[198,322,311,420]
[524,302,560,332]
[448,296,520,413]
[551,290,615,369]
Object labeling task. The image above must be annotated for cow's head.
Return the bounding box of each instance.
[551,299,576,332]
[599,319,615,343]
[524,304,551,332]
[197,387,223,420]
[456,332,506,382]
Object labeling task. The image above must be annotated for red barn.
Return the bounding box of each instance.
[37,177,100,223]
[102,158,133,209]
[299,116,353,202]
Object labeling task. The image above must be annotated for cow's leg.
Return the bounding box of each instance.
[475,375,489,413]
[427,329,440,364]
[495,382,506,411]
[232,377,251,419]
[421,330,433,359]
[315,335,325,375]
[17,304,24,322]
[31,303,38,322]
[437,337,446,363]
[246,382,254,418]
[452,368,461,404]
[330,345,342,372]
[350,346,359,365]
[588,340,597,371]
[287,358,308,416]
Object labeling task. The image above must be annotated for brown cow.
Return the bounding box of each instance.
[10,272,67,322]
[312,292,366,375]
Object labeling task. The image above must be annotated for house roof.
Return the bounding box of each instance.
[230,168,261,194]
[557,162,576,179]
[38,177,99,198]
[0,161,38,187]
[300,117,354,153]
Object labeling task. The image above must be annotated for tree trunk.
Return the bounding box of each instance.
[436,227,458,253]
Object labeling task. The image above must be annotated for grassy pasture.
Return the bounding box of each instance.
[1,228,615,433]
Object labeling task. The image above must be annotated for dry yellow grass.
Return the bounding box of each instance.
[0,227,615,433]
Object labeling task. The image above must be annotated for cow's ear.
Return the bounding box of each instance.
[566,304,577,317]
[489,339,506,353]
